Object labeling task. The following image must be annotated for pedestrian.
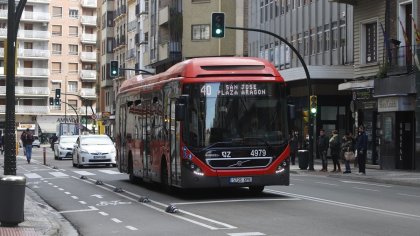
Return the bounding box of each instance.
[329,130,341,172]
[289,131,298,165]
[0,134,3,155]
[341,132,355,173]
[355,125,368,175]
[50,134,58,151]
[317,128,329,171]
[21,128,34,163]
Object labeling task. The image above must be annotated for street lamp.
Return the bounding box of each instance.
[62,93,95,134]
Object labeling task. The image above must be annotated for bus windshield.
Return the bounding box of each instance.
[183,82,288,149]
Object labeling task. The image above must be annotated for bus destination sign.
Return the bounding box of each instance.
[200,83,268,97]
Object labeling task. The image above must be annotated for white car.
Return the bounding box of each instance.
[72,135,116,168]
[32,136,41,148]
[54,135,78,160]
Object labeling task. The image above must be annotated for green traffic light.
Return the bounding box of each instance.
[215,29,223,35]
[310,107,317,114]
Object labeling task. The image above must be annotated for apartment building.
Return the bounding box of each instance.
[0,0,98,137]
[335,0,420,171]
[248,0,354,153]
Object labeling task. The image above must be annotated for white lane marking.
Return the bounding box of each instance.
[49,172,69,177]
[58,206,98,214]
[97,170,123,175]
[125,226,138,231]
[43,180,48,183]
[91,194,103,199]
[353,187,379,192]
[99,211,109,216]
[70,176,236,230]
[266,189,420,220]
[228,233,266,236]
[340,180,393,188]
[53,185,58,188]
[111,218,122,223]
[64,192,71,195]
[48,183,53,185]
[58,188,64,191]
[291,178,305,181]
[79,201,87,205]
[172,198,300,205]
[315,182,338,186]
[24,173,42,179]
[71,196,79,200]
[72,170,96,176]
[397,193,420,198]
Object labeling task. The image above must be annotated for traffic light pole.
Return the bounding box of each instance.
[226,26,314,170]
[62,93,95,134]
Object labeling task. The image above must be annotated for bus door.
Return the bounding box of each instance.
[142,101,151,179]
[169,99,181,185]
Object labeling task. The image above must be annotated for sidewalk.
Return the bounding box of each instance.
[290,158,420,187]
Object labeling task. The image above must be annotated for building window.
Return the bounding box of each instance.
[191,24,210,40]
[52,44,62,55]
[68,81,78,93]
[52,25,62,36]
[52,62,61,74]
[52,7,62,18]
[69,44,78,55]
[69,9,78,18]
[365,22,377,63]
[51,82,61,91]
[324,30,330,51]
[68,100,78,110]
[68,63,78,74]
[69,26,78,37]
[107,38,113,53]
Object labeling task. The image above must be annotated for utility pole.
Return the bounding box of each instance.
[226,26,314,170]
[4,0,27,175]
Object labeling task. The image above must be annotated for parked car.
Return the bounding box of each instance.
[72,135,116,168]
[32,136,41,148]
[54,135,78,160]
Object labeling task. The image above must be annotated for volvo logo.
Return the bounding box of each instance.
[229,160,250,167]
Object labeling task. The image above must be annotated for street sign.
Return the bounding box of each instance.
[91,114,97,120]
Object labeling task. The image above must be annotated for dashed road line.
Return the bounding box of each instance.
[71,196,79,200]
[340,180,393,188]
[353,187,379,192]
[97,170,123,175]
[111,218,122,223]
[73,170,96,176]
[125,226,138,231]
[172,198,300,206]
[99,211,109,216]
[227,232,265,236]
[64,192,71,195]
[397,193,420,198]
[79,201,87,205]
[315,182,338,186]
[49,172,69,177]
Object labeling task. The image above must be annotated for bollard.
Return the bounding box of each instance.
[43,147,46,165]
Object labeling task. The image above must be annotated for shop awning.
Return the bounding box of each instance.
[338,79,374,91]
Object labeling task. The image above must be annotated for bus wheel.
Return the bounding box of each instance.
[249,186,265,195]
[161,157,170,192]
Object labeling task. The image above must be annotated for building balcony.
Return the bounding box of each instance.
[80,51,97,62]
[81,0,97,8]
[17,49,50,59]
[0,86,49,96]
[0,105,49,114]
[21,11,50,22]
[16,68,49,77]
[78,106,95,116]
[385,45,418,76]
[101,78,113,88]
[128,20,137,32]
[159,6,169,26]
[17,30,50,40]
[80,70,97,81]
[81,15,97,26]
[127,48,136,60]
[81,33,97,44]
[27,0,50,4]
[79,88,97,99]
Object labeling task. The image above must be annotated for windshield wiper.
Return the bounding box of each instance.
[237,137,273,150]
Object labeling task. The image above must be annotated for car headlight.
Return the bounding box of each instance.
[80,149,89,154]
[110,148,116,154]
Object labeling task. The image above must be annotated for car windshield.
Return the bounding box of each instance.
[81,136,113,145]
[182,82,288,149]
[61,137,78,143]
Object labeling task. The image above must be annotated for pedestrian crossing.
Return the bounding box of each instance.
[23,170,123,179]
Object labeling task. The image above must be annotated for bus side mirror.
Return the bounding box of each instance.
[175,95,189,121]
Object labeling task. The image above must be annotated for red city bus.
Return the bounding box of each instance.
[115,57,290,193]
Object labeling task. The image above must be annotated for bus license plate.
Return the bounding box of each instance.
[229,177,252,184]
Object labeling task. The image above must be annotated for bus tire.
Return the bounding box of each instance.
[249,186,265,194]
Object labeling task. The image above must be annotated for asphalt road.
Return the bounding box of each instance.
[7,146,420,236]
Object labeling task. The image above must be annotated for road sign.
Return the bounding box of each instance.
[91,114,97,120]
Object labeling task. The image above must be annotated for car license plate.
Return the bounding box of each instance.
[93,156,106,159]
[229,177,252,184]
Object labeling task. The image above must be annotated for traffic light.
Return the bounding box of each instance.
[211,12,225,38]
[54,98,60,106]
[110,60,119,78]
[49,97,54,106]
[55,88,61,99]
[302,110,309,123]
[310,95,317,115]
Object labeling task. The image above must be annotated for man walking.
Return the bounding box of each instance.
[317,129,329,171]
[356,125,368,175]
[21,128,34,163]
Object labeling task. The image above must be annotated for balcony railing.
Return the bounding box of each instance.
[0,86,49,95]
[81,0,97,8]
[80,51,97,62]
[81,33,97,44]
[81,15,97,26]
[16,68,49,77]
[127,48,136,60]
[18,30,50,40]
[0,105,49,114]
[21,11,50,21]
[385,45,418,76]
[128,20,137,32]
[115,5,127,17]
[27,0,50,3]
[78,107,95,115]
[79,88,96,98]
[17,49,50,58]
[80,70,97,81]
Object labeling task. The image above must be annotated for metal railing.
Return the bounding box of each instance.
[384,44,419,75]
[0,105,49,114]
